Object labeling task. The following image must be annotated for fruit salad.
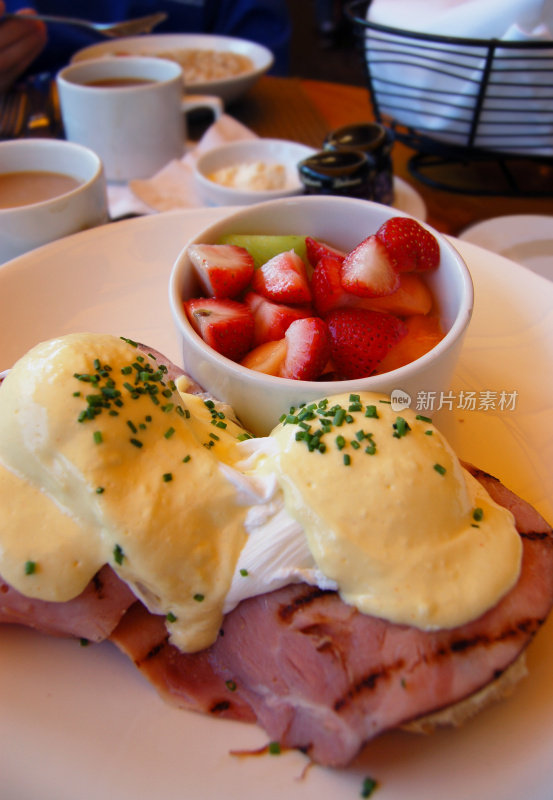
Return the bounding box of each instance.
[182,217,444,381]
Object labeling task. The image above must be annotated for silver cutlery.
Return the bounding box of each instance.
[4,11,167,38]
[0,88,28,138]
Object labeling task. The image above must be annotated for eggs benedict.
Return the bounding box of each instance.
[0,333,552,768]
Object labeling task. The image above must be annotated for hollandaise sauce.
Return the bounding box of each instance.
[0,336,524,649]
[0,333,248,652]
[251,392,523,630]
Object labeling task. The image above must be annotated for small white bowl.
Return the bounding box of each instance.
[194,139,316,206]
[0,138,108,263]
[169,195,473,436]
[71,33,274,106]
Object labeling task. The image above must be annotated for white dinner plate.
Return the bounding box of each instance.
[70,33,274,106]
[1,209,552,800]
[459,214,553,282]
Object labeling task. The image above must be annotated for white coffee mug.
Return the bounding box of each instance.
[0,138,108,263]
[56,57,223,181]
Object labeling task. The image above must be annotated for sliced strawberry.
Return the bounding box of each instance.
[184,297,254,362]
[375,217,440,272]
[305,236,346,268]
[311,255,351,316]
[251,249,312,305]
[188,243,255,299]
[241,339,287,376]
[244,291,312,345]
[326,308,407,379]
[340,235,399,298]
[280,317,331,381]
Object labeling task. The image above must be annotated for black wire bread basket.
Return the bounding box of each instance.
[345,0,553,195]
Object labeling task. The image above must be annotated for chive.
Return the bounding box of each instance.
[335,435,346,450]
[225,679,237,692]
[268,742,281,755]
[473,507,484,522]
[24,560,36,575]
[433,463,446,475]
[164,427,175,439]
[239,568,249,577]
[392,417,410,438]
[127,420,137,434]
[343,453,351,466]
[349,393,360,403]
[96,487,105,494]
[416,414,432,423]
[130,438,143,448]
[162,473,173,482]
[333,407,346,426]
[425,430,433,436]
[93,431,103,444]
[361,776,378,797]
[193,593,205,602]
[365,405,378,418]
[182,454,191,463]
[166,611,177,623]
[80,638,90,647]
[113,544,124,565]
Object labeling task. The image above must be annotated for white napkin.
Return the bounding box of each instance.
[365,0,553,156]
[107,114,258,218]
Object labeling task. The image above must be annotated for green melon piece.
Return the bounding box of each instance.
[218,233,309,269]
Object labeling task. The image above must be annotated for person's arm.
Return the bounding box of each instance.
[0,1,47,91]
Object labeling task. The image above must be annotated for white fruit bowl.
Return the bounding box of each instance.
[169,195,473,436]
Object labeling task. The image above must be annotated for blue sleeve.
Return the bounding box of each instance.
[5,0,290,76]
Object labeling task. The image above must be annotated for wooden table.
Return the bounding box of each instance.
[230,76,553,237]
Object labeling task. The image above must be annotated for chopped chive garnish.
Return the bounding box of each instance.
[24,560,36,575]
[193,593,205,602]
[225,679,237,692]
[162,473,173,482]
[166,611,177,623]
[392,417,410,438]
[182,454,191,463]
[130,438,143,448]
[113,544,124,565]
[343,453,351,466]
[365,405,378,418]
[164,427,175,439]
[93,431,103,444]
[433,463,446,475]
[473,507,484,522]
[416,414,432,423]
[96,487,105,494]
[239,568,249,577]
[361,776,378,797]
[268,742,281,755]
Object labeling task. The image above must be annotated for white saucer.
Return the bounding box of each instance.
[459,214,553,281]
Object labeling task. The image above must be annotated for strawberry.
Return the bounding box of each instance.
[280,317,331,381]
[375,217,440,272]
[184,297,254,362]
[326,308,407,379]
[311,255,351,316]
[305,236,346,268]
[340,235,399,298]
[251,249,312,305]
[187,243,255,299]
[241,339,287,376]
[244,291,312,345]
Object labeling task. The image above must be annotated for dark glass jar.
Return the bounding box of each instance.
[323,122,395,205]
[297,149,376,199]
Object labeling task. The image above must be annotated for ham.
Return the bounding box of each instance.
[106,466,553,766]
[0,565,135,642]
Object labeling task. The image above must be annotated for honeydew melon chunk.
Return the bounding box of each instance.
[218,234,309,269]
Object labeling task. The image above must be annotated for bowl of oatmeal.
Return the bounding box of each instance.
[194,138,316,206]
[71,33,274,105]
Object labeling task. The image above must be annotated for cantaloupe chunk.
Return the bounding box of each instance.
[240,339,287,375]
[362,273,433,316]
[374,314,444,373]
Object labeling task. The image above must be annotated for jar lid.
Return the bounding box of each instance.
[324,123,394,155]
[298,149,374,192]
